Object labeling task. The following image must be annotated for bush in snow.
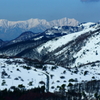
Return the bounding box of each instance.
[1,80,7,86]
[60,76,65,79]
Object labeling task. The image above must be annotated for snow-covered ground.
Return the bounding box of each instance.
[0,57,100,92]
[0,58,46,91]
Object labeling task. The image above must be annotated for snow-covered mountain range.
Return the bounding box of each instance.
[0,18,79,40]
[0,21,100,67]
[0,23,85,57]
[0,21,100,99]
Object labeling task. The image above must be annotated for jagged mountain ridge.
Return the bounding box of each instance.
[0,18,79,40]
[0,22,100,68]
[0,23,85,56]
[3,23,100,67]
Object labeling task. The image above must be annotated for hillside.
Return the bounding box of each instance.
[0,22,99,68]
[0,23,84,57]
[0,22,100,66]
[0,57,100,92]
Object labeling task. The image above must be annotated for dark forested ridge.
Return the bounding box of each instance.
[1,80,100,100]
[0,87,64,100]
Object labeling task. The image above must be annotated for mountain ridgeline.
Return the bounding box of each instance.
[0,24,84,61]
[0,22,100,68]
[0,18,79,40]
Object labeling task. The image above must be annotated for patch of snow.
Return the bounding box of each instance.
[0,58,100,93]
[34,36,43,41]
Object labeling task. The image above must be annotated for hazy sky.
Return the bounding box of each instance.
[0,0,100,22]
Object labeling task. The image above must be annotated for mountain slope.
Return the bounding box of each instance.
[0,22,100,68]
[0,18,79,40]
[6,31,37,45]
[0,39,8,48]
[16,22,99,67]
[0,24,84,57]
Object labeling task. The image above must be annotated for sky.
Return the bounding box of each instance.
[0,0,100,22]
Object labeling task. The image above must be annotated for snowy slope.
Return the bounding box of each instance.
[73,31,100,67]
[0,23,85,56]
[23,22,100,68]
[37,22,96,53]
[0,58,46,91]
[1,58,100,93]
[0,22,99,67]
[0,22,99,66]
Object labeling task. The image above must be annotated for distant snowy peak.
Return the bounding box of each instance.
[0,18,79,40]
[50,17,79,26]
[4,22,86,45]
[0,18,79,28]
